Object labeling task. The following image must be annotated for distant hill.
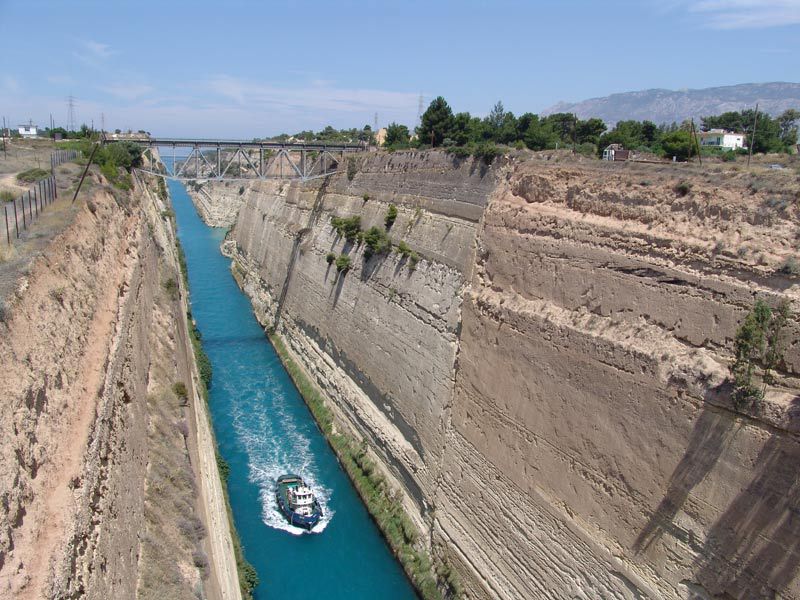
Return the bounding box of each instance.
[542,82,800,126]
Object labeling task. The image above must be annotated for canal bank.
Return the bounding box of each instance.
[167,176,416,599]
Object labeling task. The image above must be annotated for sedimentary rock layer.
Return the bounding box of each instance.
[216,150,799,599]
[0,168,238,599]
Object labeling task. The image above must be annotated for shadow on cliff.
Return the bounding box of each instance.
[633,387,739,555]
[692,394,800,599]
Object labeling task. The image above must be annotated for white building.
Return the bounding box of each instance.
[17,122,38,137]
[697,129,745,150]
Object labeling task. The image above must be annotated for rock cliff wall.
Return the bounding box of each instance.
[215,150,799,599]
[0,166,239,599]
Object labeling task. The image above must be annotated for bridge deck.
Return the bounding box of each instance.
[132,138,366,152]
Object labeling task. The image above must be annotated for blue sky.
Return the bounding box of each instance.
[1,0,798,137]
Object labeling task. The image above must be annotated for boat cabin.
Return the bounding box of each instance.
[289,485,315,515]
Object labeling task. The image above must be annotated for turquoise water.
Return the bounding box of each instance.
[166,176,416,599]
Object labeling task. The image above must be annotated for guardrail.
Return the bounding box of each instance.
[3,175,58,245]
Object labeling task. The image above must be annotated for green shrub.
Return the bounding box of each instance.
[385,204,398,229]
[163,277,179,300]
[172,381,188,403]
[730,299,791,407]
[674,181,692,197]
[362,193,370,202]
[335,254,352,272]
[778,256,799,277]
[473,143,501,164]
[362,226,392,259]
[446,146,472,159]
[16,168,49,183]
[396,240,412,256]
[330,215,361,242]
[347,157,357,181]
[325,252,336,265]
[408,251,420,271]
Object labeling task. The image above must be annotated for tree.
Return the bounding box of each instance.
[450,112,474,146]
[540,112,578,145]
[660,130,693,161]
[730,299,792,406]
[523,115,558,150]
[384,122,410,147]
[731,300,772,404]
[105,141,143,170]
[575,118,606,145]
[777,109,799,146]
[417,96,454,147]
[486,101,506,131]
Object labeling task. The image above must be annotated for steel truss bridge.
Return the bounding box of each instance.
[129,138,367,182]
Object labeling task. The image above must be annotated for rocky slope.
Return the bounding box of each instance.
[0,165,239,599]
[207,150,799,599]
[543,81,800,125]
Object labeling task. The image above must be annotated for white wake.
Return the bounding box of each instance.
[231,374,333,536]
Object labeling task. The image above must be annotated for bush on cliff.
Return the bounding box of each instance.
[730,299,791,407]
[331,215,361,242]
[385,204,398,229]
[335,254,352,273]
[362,226,392,260]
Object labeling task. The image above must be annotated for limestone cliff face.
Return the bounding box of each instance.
[226,151,492,519]
[0,169,234,599]
[218,150,799,599]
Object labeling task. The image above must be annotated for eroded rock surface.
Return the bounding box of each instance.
[212,150,799,599]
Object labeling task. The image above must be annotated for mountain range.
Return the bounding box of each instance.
[542,82,800,126]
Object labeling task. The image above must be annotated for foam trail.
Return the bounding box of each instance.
[229,372,333,535]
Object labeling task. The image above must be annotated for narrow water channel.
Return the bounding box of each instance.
[166,176,416,599]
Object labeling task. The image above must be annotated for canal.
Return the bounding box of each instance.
[167,176,416,599]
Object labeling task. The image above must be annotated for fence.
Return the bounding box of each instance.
[3,175,58,245]
[51,149,78,170]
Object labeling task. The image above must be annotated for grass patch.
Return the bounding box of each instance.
[0,189,16,202]
[268,333,457,600]
[16,168,50,183]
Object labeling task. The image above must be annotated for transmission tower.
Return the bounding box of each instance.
[374,112,378,131]
[67,95,76,132]
[101,112,105,134]
[416,94,424,130]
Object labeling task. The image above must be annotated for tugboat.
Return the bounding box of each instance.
[275,474,323,530]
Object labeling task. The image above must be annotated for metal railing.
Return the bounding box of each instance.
[3,175,58,245]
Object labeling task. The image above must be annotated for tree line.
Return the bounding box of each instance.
[384,97,799,161]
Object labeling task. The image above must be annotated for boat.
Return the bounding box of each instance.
[275,474,323,530]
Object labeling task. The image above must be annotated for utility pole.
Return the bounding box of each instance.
[747,103,759,168]
[690,118,702,165]
[2,117,6,160]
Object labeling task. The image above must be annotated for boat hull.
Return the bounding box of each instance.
[275,474,323,530]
